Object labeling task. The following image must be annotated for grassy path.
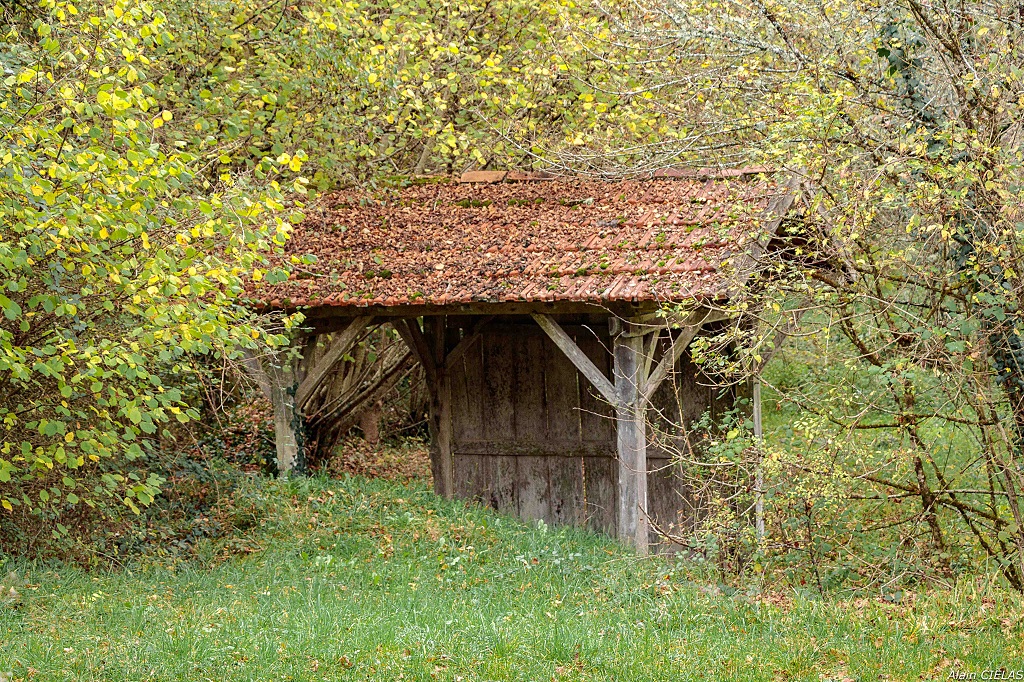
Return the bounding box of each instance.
[1,476,1020,680]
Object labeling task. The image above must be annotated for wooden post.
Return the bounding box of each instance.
[241,347,304,475]
[753,379,765,541]
[264,320,382,475]
[269,348,305,476]
[435,360,454,498]
[403,317,454,499]
[428,317,455,499]
[614,324,649,554]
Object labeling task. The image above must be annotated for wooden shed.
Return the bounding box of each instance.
[250,170,796,553]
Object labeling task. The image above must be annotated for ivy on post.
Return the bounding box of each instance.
[269,353,306,477]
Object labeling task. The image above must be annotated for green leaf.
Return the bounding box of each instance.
[0,295,22,320]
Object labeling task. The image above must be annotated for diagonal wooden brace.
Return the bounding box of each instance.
[642,308,729,404]
[294,316,374,410]
[531,313,618,407]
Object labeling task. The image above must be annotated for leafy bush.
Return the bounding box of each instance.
[156,0,685,184]
[0,0,303,550]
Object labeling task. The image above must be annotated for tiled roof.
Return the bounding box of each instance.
[257,172,786,310]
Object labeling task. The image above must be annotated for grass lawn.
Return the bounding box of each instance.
[1,475,1021,681]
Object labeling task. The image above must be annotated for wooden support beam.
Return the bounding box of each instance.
[642,308,724,404]
[394,317,458,499]
[753,307,807,373]
[665,308,730,328]
[295,299,654,322]
[531,313,618,407]
[422,317,454,499]
[240,350,273,401]
[294,316,374,409]
[626,307,727,330]
[614,327,649,554]
[642,328,661,382]
[268,350,305,476]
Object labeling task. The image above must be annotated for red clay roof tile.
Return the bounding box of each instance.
[254,175,783,310]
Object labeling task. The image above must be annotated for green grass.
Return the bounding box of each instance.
[1,475,1021,681]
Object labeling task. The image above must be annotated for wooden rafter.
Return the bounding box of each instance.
[726,174,803,290]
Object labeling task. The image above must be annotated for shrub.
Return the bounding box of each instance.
[0,0,301,551]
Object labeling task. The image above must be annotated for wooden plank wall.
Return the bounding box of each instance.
[445,314,733,550]
[447,316,618,534]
